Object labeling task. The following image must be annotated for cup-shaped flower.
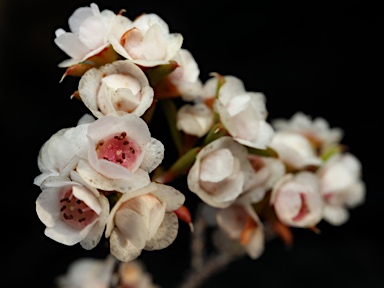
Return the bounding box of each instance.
[105,182,185,262]
[317,152,366,226]
[36,171,109,249]
[56,255,116,288]
[216,203,265,259]
[272,111,344,153]
[176,102,214,137]
[270,171,323,228]
[269,131,322,170]
[244,154,286,203]
[34,115,92,186]
[54,3,130,68]
[213,75,275,149]
[108,13,183,67]
[155,48,203,101]
[78,60,154,118]
[187,136,255,208]
[86,113,164,179]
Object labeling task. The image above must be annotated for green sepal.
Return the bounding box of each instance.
[247,146,279,158]
[320,144,342,161]
[146,61,179,86]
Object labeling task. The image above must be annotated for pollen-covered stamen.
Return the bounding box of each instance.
[292,193,309,222]
[95,131,141,170]
[59,187,98,230]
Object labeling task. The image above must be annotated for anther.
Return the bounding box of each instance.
[60,198,69,203]
[78,209,83,214]
[79,218,86,222]
[130,147,135,154]
[60,206,66,212]
[76,200,81,204]
[123,140,129,145]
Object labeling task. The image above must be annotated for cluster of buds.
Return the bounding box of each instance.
[34,2,366,266]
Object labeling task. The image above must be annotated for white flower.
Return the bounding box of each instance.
[78,60,154,118]
[213,75,275,149]
[269,131,322,170]
[169,49,203,101]
[108,13,183,67]
[34,115,93,186]
[85,113,164,180]
[216,203,265,259]
[117,259,160,288]
[105,182,185,262]
[270,171,323,228]
[187,136,255,208]
[54,3,129,68]
[176,102,214,137]
[317,152,366,226]
[56,255,116,288]
[36,171,109,249]
[242,154,286,203]
[272,111,343,152]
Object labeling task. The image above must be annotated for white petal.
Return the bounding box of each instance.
[140,138,164,173]
[144,212,179,250]
[109,229,142,262]
[200,148,234,182]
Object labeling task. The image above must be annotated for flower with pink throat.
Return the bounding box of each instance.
[85,113,164,180]
[78,60,154,118]
[105,182,185,262]
[317,152,366,226]
[108,13,183,67]
[36,171,109,249]
[270,171,323,228]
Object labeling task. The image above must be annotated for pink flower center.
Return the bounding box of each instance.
[292,193,309,222]
[95,131,141,170]
[60,188,98,230]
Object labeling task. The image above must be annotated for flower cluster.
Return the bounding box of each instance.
[34,2,366,276]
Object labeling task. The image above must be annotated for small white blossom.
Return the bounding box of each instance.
[36,171,109,249]
[78,60,154,118]
[105,182,185,262]
[54,3,129,67]
[176,102,214,137]
[270,171,323,228]
[56,255,116,288]
[216,202,265,259]
[213,75,275,149]
[272,111,343,152]
[187,136,255,208]
[317,152,366,226]
[269,131,322,170]
[108,13,183,67]
[169,49,204,101]
[243,154,286,203]
[34,115,94,186]
[117,259,161,288]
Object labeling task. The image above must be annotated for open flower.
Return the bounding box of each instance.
[216,202,265,259]
[317,152,366,226]
[105,182,185,262]
[272,111,343,153]
[176,102,214,137]
[36,171,109,249]
[78,60,154,118]
[187,136,255,208]
[269,131,322,170]
[108,13,183,67]
[270,171,323,228]
[85,113,164,180]
[213,75,275,149]
[54,3,129,68]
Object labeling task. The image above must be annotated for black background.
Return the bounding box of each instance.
[1,0,383,287]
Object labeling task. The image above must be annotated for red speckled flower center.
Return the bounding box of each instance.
[95,131,141,170]
[60,188,98,230]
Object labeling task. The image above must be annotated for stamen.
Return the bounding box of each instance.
[78,209,83,214]
[123,140,129,145]
[60,198,69,203]
[60,206,66,212]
